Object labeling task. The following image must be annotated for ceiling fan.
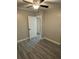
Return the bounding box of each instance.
[23,0,49,9]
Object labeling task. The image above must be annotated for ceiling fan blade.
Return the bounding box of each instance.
[40,5,48,8]
[23,0,33,4]
[24,4,32,8]
[40,0,44,3]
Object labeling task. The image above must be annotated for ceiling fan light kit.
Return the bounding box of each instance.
[33,1,40,9]
[33,4,40,9]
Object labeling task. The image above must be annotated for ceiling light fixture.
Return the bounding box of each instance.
[33,4,40,9]
[33,1,40,9]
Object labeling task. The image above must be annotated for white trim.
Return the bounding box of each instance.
[17,37,29,43]
[17,37,61,45]
[43,37,60,45]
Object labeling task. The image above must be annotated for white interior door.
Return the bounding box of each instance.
[28,16,37,39]
[37,16,42,39]
[28,16,42,40]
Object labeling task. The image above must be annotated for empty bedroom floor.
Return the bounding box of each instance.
[17,39,61,59]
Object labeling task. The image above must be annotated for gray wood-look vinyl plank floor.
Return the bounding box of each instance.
[17,39,61,59]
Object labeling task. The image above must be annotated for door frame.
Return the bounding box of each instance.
[27,15,42,40]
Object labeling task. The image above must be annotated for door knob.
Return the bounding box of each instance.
[28,28,31,30]
[37,32,40,35]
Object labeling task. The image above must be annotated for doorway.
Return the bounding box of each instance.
[28,15,42,40]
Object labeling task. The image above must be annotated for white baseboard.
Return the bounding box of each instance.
[17,37,61,45]
[43,37,60,45]
[17,37,29,43]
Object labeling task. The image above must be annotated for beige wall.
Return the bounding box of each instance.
[17,9,29,40]
[43,5,61,43]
